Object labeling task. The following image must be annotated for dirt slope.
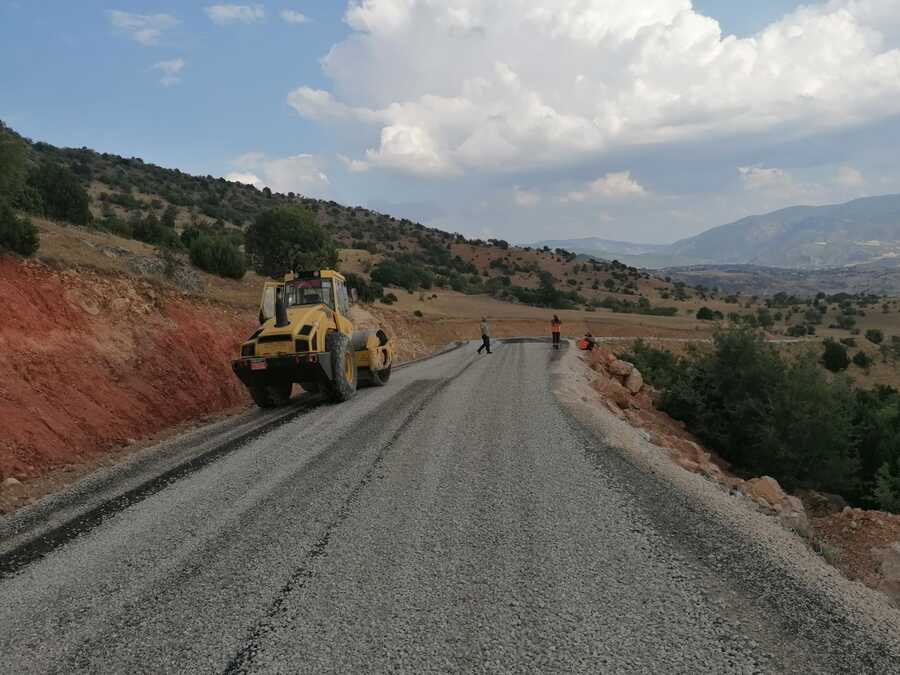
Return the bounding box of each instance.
[0,256,254,482]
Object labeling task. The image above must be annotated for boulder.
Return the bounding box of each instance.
[608,359,634,378]
[744,476,787,509]
[624,368,644,394]
[2,477,22,488]
[796,489,849,518]
[592,377,633,410]
[778,496,810,535]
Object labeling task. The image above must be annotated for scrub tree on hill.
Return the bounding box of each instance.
[245,205,338,278]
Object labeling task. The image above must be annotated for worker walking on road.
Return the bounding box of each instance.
[477,316,492,354]
[551,315,562,350]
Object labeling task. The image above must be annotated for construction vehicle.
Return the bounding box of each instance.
[232,270,394,407]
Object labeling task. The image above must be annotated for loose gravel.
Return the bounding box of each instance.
[0,342,898,673]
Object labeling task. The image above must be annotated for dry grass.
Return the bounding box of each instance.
[33,217,264,310]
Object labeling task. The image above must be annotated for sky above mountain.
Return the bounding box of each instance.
[3,1,900,244]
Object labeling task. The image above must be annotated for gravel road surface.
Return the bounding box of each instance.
[2,341,899,673]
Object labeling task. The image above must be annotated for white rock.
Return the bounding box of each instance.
[2,477,22,487]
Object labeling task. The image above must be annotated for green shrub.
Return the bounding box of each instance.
[696,306,723,321]
[852,351,874,369]
[822,339,850,373]
[381,292,398,305]
[619,339,688,392]
[0,201,39,256]
[593,295,677,316]
[95,214,134,239]
[866,329,885,345]
[0,123,28,204]
[413,310,423,317]
[371,256,434,291]
[834,314,857,330]
[873,462,900,512]
[28,162,92,225]
[189,234,246,279]
[344,272,383,303]
[786,324,808,337]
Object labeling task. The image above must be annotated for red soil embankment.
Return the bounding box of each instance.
[0,257,254,481]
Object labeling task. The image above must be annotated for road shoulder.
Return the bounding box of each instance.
[551,343,900,670]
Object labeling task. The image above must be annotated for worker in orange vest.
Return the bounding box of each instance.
[551,315,561,350]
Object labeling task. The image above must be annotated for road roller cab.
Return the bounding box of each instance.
[232,270,394,407]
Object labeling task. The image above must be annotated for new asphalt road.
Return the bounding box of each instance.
[1,341,899,673]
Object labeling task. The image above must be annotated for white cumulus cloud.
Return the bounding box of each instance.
[151,58,185,86]
[563,171,647,202]
[225,172,263,187]
[513,187,540,208]
[109,10,178,46]
[228,152,330,197]
[280,9,309,24]
[205,4,266,25]
[739,166,792,191]
[287,0,900,177]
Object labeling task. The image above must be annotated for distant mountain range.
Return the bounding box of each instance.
[534,194,900,270]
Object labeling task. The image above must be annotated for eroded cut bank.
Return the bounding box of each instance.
[0,256,255,485]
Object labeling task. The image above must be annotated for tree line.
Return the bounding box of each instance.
[621,327,900,512]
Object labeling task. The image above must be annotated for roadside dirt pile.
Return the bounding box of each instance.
[0,256,254,484]
[578,344,900,605]
[812,507,900,603]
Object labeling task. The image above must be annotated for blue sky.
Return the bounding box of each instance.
[3,1,900,244]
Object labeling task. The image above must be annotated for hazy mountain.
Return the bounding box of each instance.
[670,194,900,268]
[539,194,900,270]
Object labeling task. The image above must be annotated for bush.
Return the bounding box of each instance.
[696,306,723,321]
[0,123,28,204]
[0,201,39,256]
[834,314,857,330]
[853,351,874,369]
[414,310,423,317]
[344,272,383,303]
[822,339,850,372]
[587,292,673,316]
[371,256,433,291]
[189,234,246,279]
[866,329,885,345]
[28,162,92,225]
[381,292,398,305]
[786,324,808,337]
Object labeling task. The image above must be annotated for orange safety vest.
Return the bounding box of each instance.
[578,338,591,350]
[551,321,561,334]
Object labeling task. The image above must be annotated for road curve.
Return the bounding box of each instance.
[1,341,899,673]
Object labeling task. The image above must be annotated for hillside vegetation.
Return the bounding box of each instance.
[623,327,900,514]
[0,120,697,316]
